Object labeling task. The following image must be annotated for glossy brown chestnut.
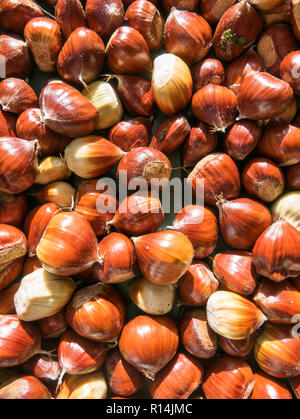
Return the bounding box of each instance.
[38,309,67,339]
[0,376,51,399]
[0,257,24,293]
[187,153,241,205]
[75,179,119,237]
[106,27,151,75]
[192,59,225,91]
[0,225,27,267]
[254,323,300,378]
[164,9,212,65]
[125,0,164,50]
[66,283,125,342]
[224,120,262,161]
[0,315,41,368]
[0,110,17,137]
[0,0,44,35]
[149,352,203,399]
[199,0,236,24]
[22,355,61,383]
[97,233,136,284]
[16,108,71,157]
[180,308,217,359]
[257,23,298,77]
[109,117,150,152]
[114,75,153,117]
[258,120,300,166]
[280,52,300,95]
[0,78,38,115]
[202,355,255,399]
[150,115,190,154]
[133,231,194,285]
[286,163,300,190]
[0,193,27,227]
[37,212,100,276]
[55,0,86,39]
[24,203,59,257]
[213,2,263,61]
[237,72,293,120]
[253,279,300,324]
[219,334,257,358]
[118,147,171,189]
[109,193,164,236]
[0,34,31,79]
[242,158,285,202]
[40,80,99,137]
[172,205,218,259]
[119,315,179,379]
[217,197,272,250]
[57,27,105,87]
[191,84,237,132]
[0,137,39,195]
[0,283,20,315]
[253,220,300,282]
[183,122,218,167]
[106,349,144,397]
[85,0,124,41]
[178,261,219,307]
[59,328,109,376]
[250,372,292,399]
[24,18,62,72]
[213,251,258,296]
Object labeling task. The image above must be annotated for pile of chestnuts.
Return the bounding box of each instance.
[0,0,299,400]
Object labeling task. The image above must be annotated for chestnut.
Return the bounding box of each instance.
[280,51,300,95]
[237,72,293,120]
[106,26,151,75]
[192,59,225,91]
[24,17,63,73]
[57,27,105,87]
[213,1,263,61]
[199,0,236,24]
[85,0,124,41]
[55,0,86,39]
[202,355,255,399]
[191,84,237,132]
[0,34,31,79]
[257,23,298,76]
[164,9,212,65]
[150,115,191,154]
[187,153,241,205]
[242,158,285,202]
[0,78,38,115]
[0,0,44,35]
[183,122,218,167]
[125,0,164,50]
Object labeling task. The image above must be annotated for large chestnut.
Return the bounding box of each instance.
[57,28,105,87]
[164,9,212,65]
[119,315,179,379]
[0,34,31,79]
